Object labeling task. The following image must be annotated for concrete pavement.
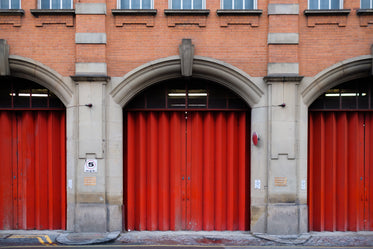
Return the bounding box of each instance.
[0,230,372,247]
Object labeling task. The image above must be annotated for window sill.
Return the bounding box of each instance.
[30,9,75,17]
[164,9,210,16]
[112,9,157,27]
[357,9,373,15]
[0,9,24,16]
[304,9,350,27]
[304,9,351,16]
[216,9,263,16]
[357,9,373,27]
[111,9,157,16]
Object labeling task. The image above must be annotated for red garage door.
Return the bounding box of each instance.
[0,78,66,230]
[124,78,250,231]
[0,111,66,230]
[125,111,249,231]
[308,78,373,231]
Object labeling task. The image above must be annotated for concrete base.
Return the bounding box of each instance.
[107,204,123,232]
[250,205,267,233]
[267,204,299,235]
[75,203,107,232]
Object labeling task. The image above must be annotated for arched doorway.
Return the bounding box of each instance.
[0,76,66,230]
[308,76,373,231]
[123,77,251,231]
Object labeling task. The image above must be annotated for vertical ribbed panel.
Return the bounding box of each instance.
[125,111,250,231]
[125,112,185,231]
[0,111,66,230]
[364,113,373,231]
[308,111,368,231]
[0,112,16,230]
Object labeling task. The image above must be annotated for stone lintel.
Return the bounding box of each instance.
[268,4,299,15]
[267,63,299,75]
[75,3,106,15]
[71,76,110,82]
[75,62,107,76]
[264,74,303,83]
[75,33,107,44]
[268,33,299,45]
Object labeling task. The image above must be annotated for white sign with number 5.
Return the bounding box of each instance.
[84,159,98,173]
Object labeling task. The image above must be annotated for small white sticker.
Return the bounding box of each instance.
[84,159,98,173]
[301,180,306,190]
[68,179,73,189]
[255,179,261,189]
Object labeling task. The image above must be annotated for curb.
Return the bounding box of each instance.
[252,233,311,245]
[56,231,120,245]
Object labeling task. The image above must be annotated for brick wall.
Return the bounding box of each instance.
[0,0,372,78]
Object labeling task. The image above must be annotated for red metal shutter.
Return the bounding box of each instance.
[125,112,186,231]
[363,113,373,231]
[308,111,371,231]
[125,111,249,231]
[0,112,17,229]
[0,111,66,230]
[187,112,249,231]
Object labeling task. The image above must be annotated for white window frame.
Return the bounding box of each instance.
[308,0,343,9]
[220,0,257,10]
[169,0,206,9]
[0,0,21,9]
[118,0,154,9]
[38,0,73,9]
[361,0,373,8]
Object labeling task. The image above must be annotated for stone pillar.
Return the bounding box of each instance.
[72,2,109,232]
[105,92,124,232]
[264,75,306,235]
[71,76,109,232]
[264,1,307,235]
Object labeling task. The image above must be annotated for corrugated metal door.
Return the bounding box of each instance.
[0,111,66,230]
[125,111,250,231]
[308,111,372,231]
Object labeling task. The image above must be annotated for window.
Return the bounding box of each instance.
[308,0,342,9]
[119,0,153,9]
[170,0,205,9]
[0,77,64,109]
[39,0,72,9]
[126,78,247,110]
[309,77,372,110]
[0,0,20,9]
[361,0,373,8]
[221,0,256,10]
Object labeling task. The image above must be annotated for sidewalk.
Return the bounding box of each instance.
[0,230,372,247]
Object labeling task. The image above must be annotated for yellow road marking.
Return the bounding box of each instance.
[7,235,56,246]
[36,237,45,245]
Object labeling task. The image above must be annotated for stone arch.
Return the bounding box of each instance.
[8,55,74,106]
[110,55,264,108]
[301,55,372,107]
